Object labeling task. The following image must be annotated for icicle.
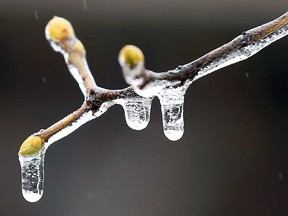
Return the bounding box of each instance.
[19,148,46,202]
[120,97,152,130]
[157,85,188,141]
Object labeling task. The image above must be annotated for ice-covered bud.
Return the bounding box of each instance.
[18,136,45,156]
[118,45,145,86]
[119,45,144,69]
[45,16,75,42]
[45,16,86,56]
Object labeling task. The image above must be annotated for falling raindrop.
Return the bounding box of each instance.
[83,0,87,10]
[34,10,39,20]
[19,148,46,202]
[279,172,283,180]
[157,85,188,141]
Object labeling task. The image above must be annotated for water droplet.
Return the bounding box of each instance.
[83,0,87,10]
[19,148,46,202]
[157,86,188,141]
[34,10,39,20]
[279,172,283,180]
[120,97,152,130]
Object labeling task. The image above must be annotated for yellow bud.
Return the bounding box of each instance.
[46,16,75,42]
[18,136,45,156]
[119,45,144,69]
[74,40,85,55]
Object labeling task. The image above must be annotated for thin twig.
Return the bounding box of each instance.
[39,103,88,142]
[152,11,288,82]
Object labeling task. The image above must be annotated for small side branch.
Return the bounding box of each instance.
[40,103,89,142]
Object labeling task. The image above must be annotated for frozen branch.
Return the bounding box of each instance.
[19,11,288,154]
[18,11,287,202]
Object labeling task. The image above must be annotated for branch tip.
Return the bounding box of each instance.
[18,135,45,156]
[45,16,75,42]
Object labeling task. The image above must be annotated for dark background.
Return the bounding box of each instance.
[0,0,288,215]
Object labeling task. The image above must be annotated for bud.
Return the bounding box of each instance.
[45,16,75,42]
[118,45,144,69]
[18,136,45,156]
[118,45,146,87]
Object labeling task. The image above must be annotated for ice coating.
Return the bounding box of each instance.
[45,105,111,148]
[119,97,152,130]
[193,23,288,81]
[134,79,181,98]
[67,62,87,96]
[46,39,96,98]
[19,148,46,202]
[157,85,188,141]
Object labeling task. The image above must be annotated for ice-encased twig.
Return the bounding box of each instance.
[20,12,288,153]
[136,11,288,86]
[19,12,288,155]
[193,21,288,81]
[45,18,97,98]
[19,12,287,202]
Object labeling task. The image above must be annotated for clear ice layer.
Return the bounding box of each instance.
[193,23,288,81]
[19,148,46,202]
[157,85,188,141]
[119,97,152,130]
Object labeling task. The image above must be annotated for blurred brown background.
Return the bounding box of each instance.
[0,0,288,215]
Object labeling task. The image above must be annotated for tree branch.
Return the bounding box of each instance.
[19,12,288,155]
[140,11,288,86]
